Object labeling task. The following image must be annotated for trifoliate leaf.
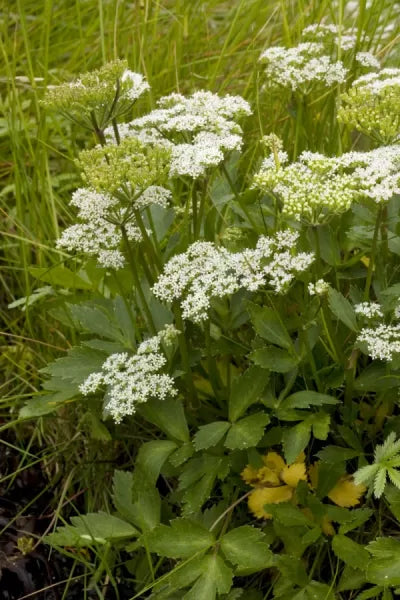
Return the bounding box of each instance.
[146,519,214,558]
[225,412,270,450]
[366,537,400,586]
[183,554,233,600]
[220,526,275,573]
[193,422,230,450]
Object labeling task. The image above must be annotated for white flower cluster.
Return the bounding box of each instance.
[120,70,150,101]
[354,302,384,319]
[80,329,178,423]
[253,144,400,221]
[57,186,171,269]
[106,91,251,178]
[355,52,380,69]
[152,230,314,323]
[259,23,379,92]
[357,323,400,361]
[308,279,330,296]
[352,68,400,93]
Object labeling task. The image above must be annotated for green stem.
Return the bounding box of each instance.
[134,209,162,274]
[173,304,198,406]
[90,111,107,146]
[221,163,258,230]
[364,204,383,301]
[121,225,156,335]
[204,319,223,402]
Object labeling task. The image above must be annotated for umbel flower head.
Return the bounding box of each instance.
[56,185,172,269]
[106,90,252,178]
[152,230,314,323]
[253,142,400,223]
[259,23,377,94]
[80,327,178,423]
[338,68,400,143]
[42,60,150,130]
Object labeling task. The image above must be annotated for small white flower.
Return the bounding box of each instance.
[354,301,383,319]
[357,323,400,361]
[308,279,330,296]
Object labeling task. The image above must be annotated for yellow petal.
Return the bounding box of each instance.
[257,466,281,486]
[295,452,306,464]
[248,486,293,519]
[328,476,366,508]
[241,465,259,486]
[281,462,307,488]
[262,452,286,474]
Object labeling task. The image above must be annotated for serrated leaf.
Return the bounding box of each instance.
[146,519,214,558]
[29,265,93,290]
[112,470,137,525]
[225,412,269,450]
[339,509,373,534]
[193,422,230,450]
[309,412,330,440]
[40,346,106,384]
[283,391,339,409]
[178,454,228,515]
[317,446,360,463]
[385,485,400,521]
[250,347,298,373]
[19,380,78,418]
[248,304,292,349]
[69,303,124,342]
[332,534,370,570]
[282,422,311,465]
[229,366,269,422]
[221,526,274,573]
[45,512,138,548]
[328,288,358,332]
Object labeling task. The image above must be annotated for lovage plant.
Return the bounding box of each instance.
[18,19,400,598]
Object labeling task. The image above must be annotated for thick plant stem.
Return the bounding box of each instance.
[364,205,383,301]
[121,225,156,335]
[173,304,198,406]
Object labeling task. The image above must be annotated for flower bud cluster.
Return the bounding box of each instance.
[106,90,252,178]
[42,60,150,128]
[152,230,314,323]
[354,302,384,319]
[339,68,400,142]
[253,143,400,222]
[78,137,170,195]
[80,329,177,423]
[357,322,400,362]
[308,279,330,296]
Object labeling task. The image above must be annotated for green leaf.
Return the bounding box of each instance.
[264,503,312,527]
[354,364,400,392]
[339,508,373,535]
[135,440,177,485]
[250,347,298,373]
[283,391,339,409]
[19,380,78,418]
[183,554,233,600]
[385,485,400,521]
[221,526,275,573]
[225,412,270,450]
[146,519,214,558]
[328,288,358,332]
[69,302,124,342]
[365,538,400,587]
[229,366,269,422]
[139,397,189,442]
[317,446,360,463]
[112,470,137,525]
[29,265,93,290]
[45,512,138,547]
[193,422,230,450]
[332,534,370,570]
[282,422,311,464]
[248,304,292,349]
[178,455,229,515]
[308,412,330,440]
[40,346,106,384]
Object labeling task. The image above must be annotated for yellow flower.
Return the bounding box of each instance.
[309,462,366,508]
[248,486,293,519]
[241,451,307,519]
[327,476,366,508]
